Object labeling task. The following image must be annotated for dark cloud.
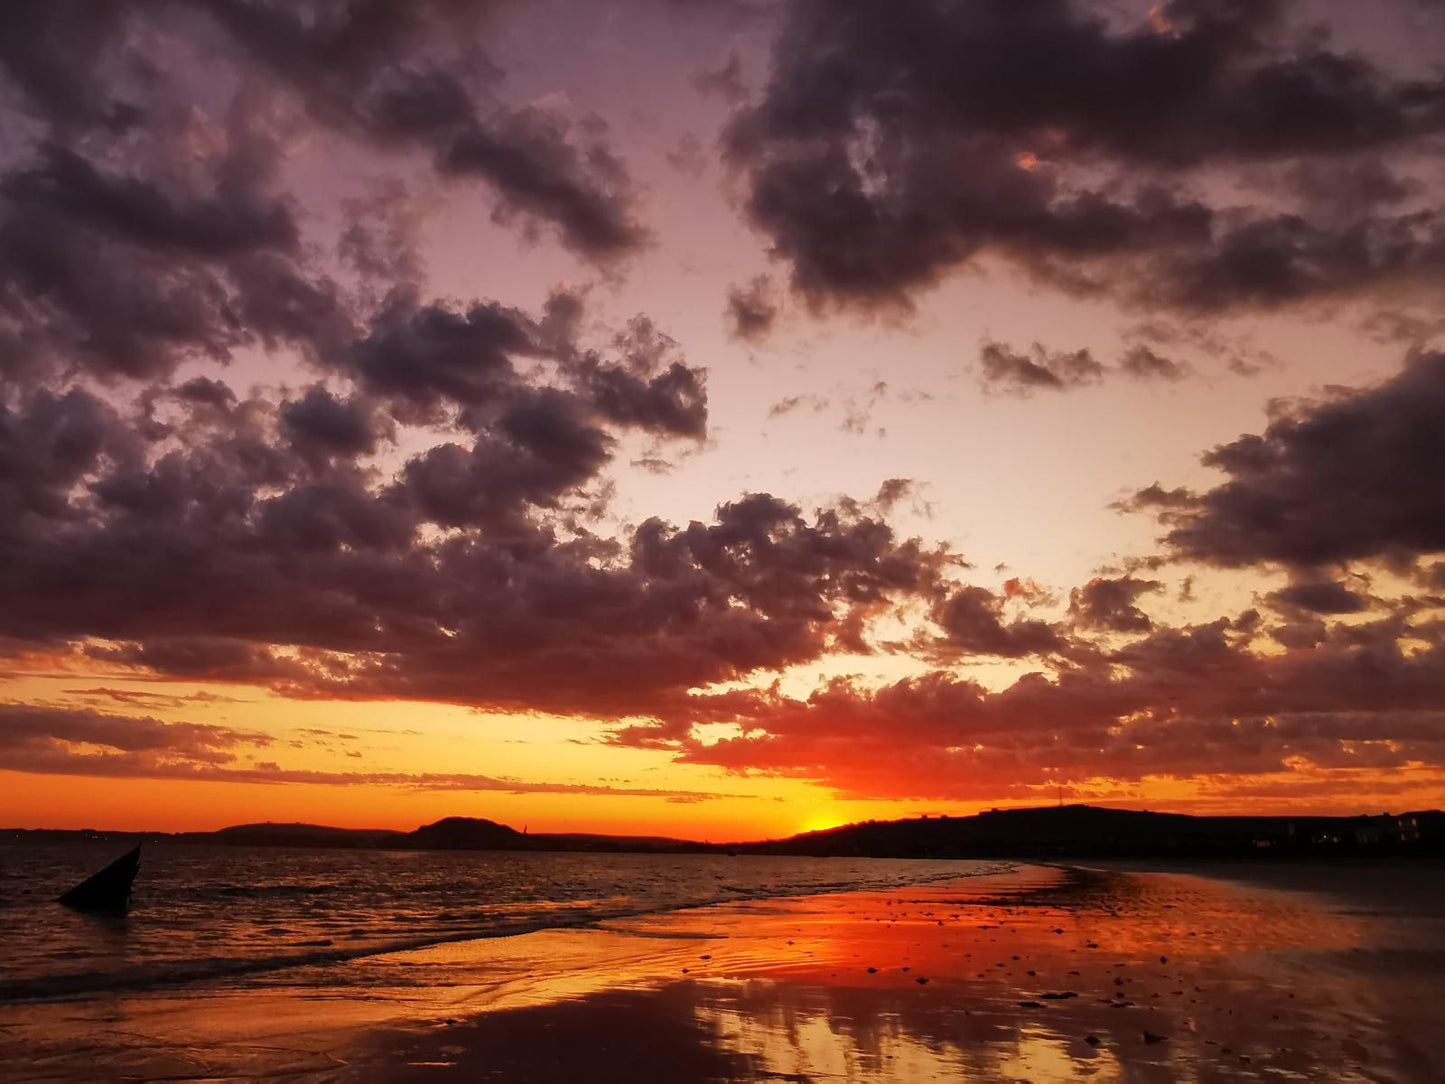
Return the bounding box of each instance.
[91,639,309,684]
[279,386,391,466]
[873,478,915,513]
[398,395,612,532]
[1124,321,1277,378]
[1119,345,1190,382]
[0,388,139,522]
[0,131,328,385]
[0,0,646,342]
[579,359,709,439]
[570,317,709,440]
[979,340,1193,395]
[726,0,1445,313]
[767,394,828,418]
[929,586,1063,659]
[1272,618,1330,650]
[268,493,951,716]
[0,703,267,759]
[197,0,646,261]
[176,378,239,411]
[1152,209,1445,312]
[1128,351,1445,568]
[978,341,1104,395]
[344,293,536,414]
[0,29,719,716]
[0,373,945,717]
[65,687,249,708]
[1268,580,1372,615]
[1068,576,1162,633]
[435,108,645,259]
[0,2,135,129]
[5,144,298,257]
[0,283,724,709]
[1116,482,1195,514]
[324,290,711,444]
[725,275,780,341]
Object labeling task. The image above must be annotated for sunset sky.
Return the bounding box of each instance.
[3,0,1445,839]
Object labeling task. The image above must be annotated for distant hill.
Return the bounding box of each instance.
[731,804,1445,860]
[0,817,706,854]
[5,805,1443,859]
[408,817,521,850]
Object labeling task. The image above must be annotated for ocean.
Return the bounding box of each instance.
[5,845,1445,1080]
[0,842,1006,1002]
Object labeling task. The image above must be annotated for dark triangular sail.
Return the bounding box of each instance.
[58,845,141,912]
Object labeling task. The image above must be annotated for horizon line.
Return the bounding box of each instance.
[6,801,1440,846]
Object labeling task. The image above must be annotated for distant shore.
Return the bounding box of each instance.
[7,802,1444,860]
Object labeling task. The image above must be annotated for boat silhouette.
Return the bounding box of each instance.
[58,845,141,913]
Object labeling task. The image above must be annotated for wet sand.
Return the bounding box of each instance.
[3,861,1442,1081]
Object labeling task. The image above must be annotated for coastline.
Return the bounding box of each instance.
[3,860,1441,1081]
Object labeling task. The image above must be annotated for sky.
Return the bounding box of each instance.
[2,0,1444,839]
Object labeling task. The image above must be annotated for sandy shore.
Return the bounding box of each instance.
[3,860,1442,1081]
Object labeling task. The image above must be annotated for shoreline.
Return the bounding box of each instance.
[0,856,1016,1004]
[3,860,1442,1080]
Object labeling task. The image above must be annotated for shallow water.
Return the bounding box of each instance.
[7,862,1442,1081]
[346,865,1445,1082]
[0,842,1006,999]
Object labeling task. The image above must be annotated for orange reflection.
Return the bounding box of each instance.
[6,863,1438,1081]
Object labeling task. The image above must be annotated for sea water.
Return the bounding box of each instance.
[0,842,1008,1000]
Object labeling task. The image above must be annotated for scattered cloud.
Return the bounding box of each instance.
[979,342,1105,395]
[0,704,740,801]
[726,275,781,341]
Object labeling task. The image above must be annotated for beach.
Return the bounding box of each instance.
[4,859,1442,1082]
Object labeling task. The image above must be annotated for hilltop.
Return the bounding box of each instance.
[1,816,704,854]
[734,804,1445,859]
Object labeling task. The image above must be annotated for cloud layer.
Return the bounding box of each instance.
[728,0,1445,314]
[0,0,1442,813]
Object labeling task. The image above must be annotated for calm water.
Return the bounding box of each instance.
[0,842,1007,1000]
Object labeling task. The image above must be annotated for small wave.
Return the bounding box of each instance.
[0,917,573,1003]
[213,882,345,898]
[0,860,1015,1004]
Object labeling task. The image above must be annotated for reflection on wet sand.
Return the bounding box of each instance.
[4,862,1442,1081]
[348,863,1444,1081]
